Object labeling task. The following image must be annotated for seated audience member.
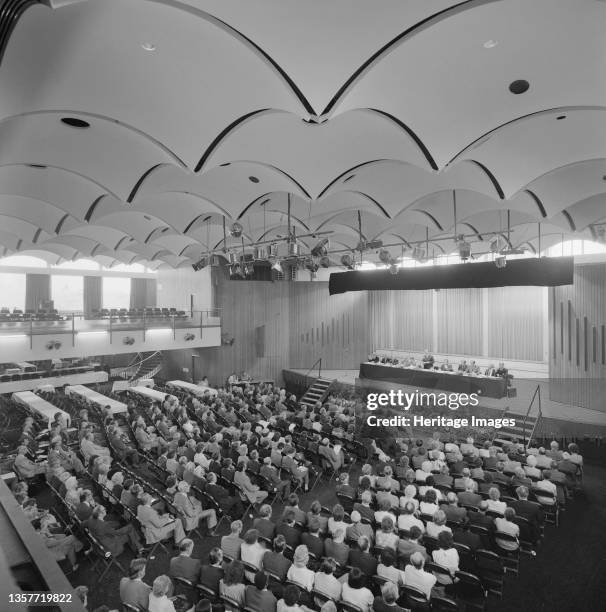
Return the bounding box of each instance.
[375,516,399,550]
[169,538,201,583]
[376,548,405,587]
[340,567,374,612]
[277,510,302,550]
[494,508,520,551]
[254,504,277,541]
[199,547,224,593]
[307,500,329,534]
[120,558,151,610]
[399,484,420,511]
[353,491,375,524]
[426,510,452,538]
[235,462,269,506]
[86,505,142,556]
[524,455,542,480]
[348,535,378,576]
[346,510,374,544]
[220,561,247,606]
[373,581,407,612]
[245,571,277,612]
[398,501,425,533]
[81,432,111,463]
[442,492,467,524]
[358,464,377,489]
[404,552,437,599]
[37,513,84,572]
[374,499,397,526]
[287,545,315,591]
[301,518,326,559]
[241,529,267,581]
[453,521,482,551]
[221,520,244,560]
[398,526,429,563]
[148,574,176,612]
[277,584,313,612]
[511,486,543,540]
[327,504,348,536]
[419,490,439,517]
[14,445,46,478]
[376,483,399,509]
[511,467,532,489]
[431,531,459,585]
[137,493,186,545]
[260,457,291,498]
[173,481,217,535]
[336,473,356,499]
[313,557,342,603]
[486,487,507,515]
[206,472,245,517]
[282,494,307,526]
[263,535,292,581]
[376,466,400,492]
[324,528,350,566]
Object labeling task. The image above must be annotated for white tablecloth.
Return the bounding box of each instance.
[65,384,127,414]
[0,370,108,395]
[11,391,71,427]
[166,380,218,397]
[129,386,170,402]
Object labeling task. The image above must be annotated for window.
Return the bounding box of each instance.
[103,277,130,309]
[52,258,100,271]
[0,254,49,268]
[51,275,83,312]
[544,239,606,257]
[0,273,26,310]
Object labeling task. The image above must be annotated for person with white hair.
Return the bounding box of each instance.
[173,481,218,534]
[404,552,437,599]
[148,574,176,612]
[524,454,542,479]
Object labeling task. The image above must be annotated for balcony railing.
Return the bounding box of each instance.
[0,309,221,346]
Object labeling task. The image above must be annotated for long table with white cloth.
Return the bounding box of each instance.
[128,386,171,402]
[0,370,108,395]
[166,380,218,397]
[11,391,71,426]
[64,384,127,414]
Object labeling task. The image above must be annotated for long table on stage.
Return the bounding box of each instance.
[11,391,71,427]
[65,384,127,414]
[359,363,508,399]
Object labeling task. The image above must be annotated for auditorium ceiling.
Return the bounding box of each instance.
[0,0,605,268]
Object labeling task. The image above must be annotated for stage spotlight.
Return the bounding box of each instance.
[271,260,283,274]
[253,246,267,260]
[244,263,254,276]
[311,237,329,257]
[457,239,471,261]
[287,242,299,257]
[495,256,507,269]
[230,222,243,238]
[389,263,399,275]
[378,248,391,264]
[319,255,331,268]
[191,257,207,271]
[268,243,279,257]
[227,252,237,264]
[340,253,354,269]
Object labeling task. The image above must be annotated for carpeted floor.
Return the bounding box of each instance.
[56,462,606,612]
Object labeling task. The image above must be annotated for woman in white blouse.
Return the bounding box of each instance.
[431,531,459,585]
[486,487,507,515]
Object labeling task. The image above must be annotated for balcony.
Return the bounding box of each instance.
[0,309,221,362]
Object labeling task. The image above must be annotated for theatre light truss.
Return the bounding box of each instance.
[0,0,605,269]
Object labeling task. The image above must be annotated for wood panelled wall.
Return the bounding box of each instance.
[549,263,606,409]
[163,274,368,386]
[368,286,546,362]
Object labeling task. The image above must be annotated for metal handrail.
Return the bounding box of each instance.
[304,357,322,379]
[522,384,542,446]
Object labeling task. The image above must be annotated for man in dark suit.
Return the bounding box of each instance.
[169,538,201,583]
[119,558,151,610]
[443,493,467,524]
[280,495,307,526]
[353,491,375,524]
[262,535,292,581]
[397,527,429,564]
[108,424,140,465]
[206,472,244,516]
[199,547,224,593]
[510,486,544,541]
[348,535,377,575]
[335,473,356,499]
[245,571,277,612]
[453,525,482,551]
[253,505,276,541]
[301,518,325,560]
[457,483,483,508]
[324,529,350,566]
[276,511,301,550]
[260,457,291,498]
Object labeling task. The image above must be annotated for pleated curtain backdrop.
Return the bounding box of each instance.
[83,276,102,316]
[25,273,51,312]
[130,278,157,309]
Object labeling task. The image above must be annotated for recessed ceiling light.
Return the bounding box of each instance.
[508,79,530,95]
[248,176,260,183]
[61,117,90,128]
[483,40,498,48]
[141,42,156,52]
[556,115,567,120]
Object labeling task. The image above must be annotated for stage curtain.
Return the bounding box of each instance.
[25,273,50,312]
[83,276,102,315]
[130,278,157,309]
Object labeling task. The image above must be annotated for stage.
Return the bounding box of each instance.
[285,367,606,437]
